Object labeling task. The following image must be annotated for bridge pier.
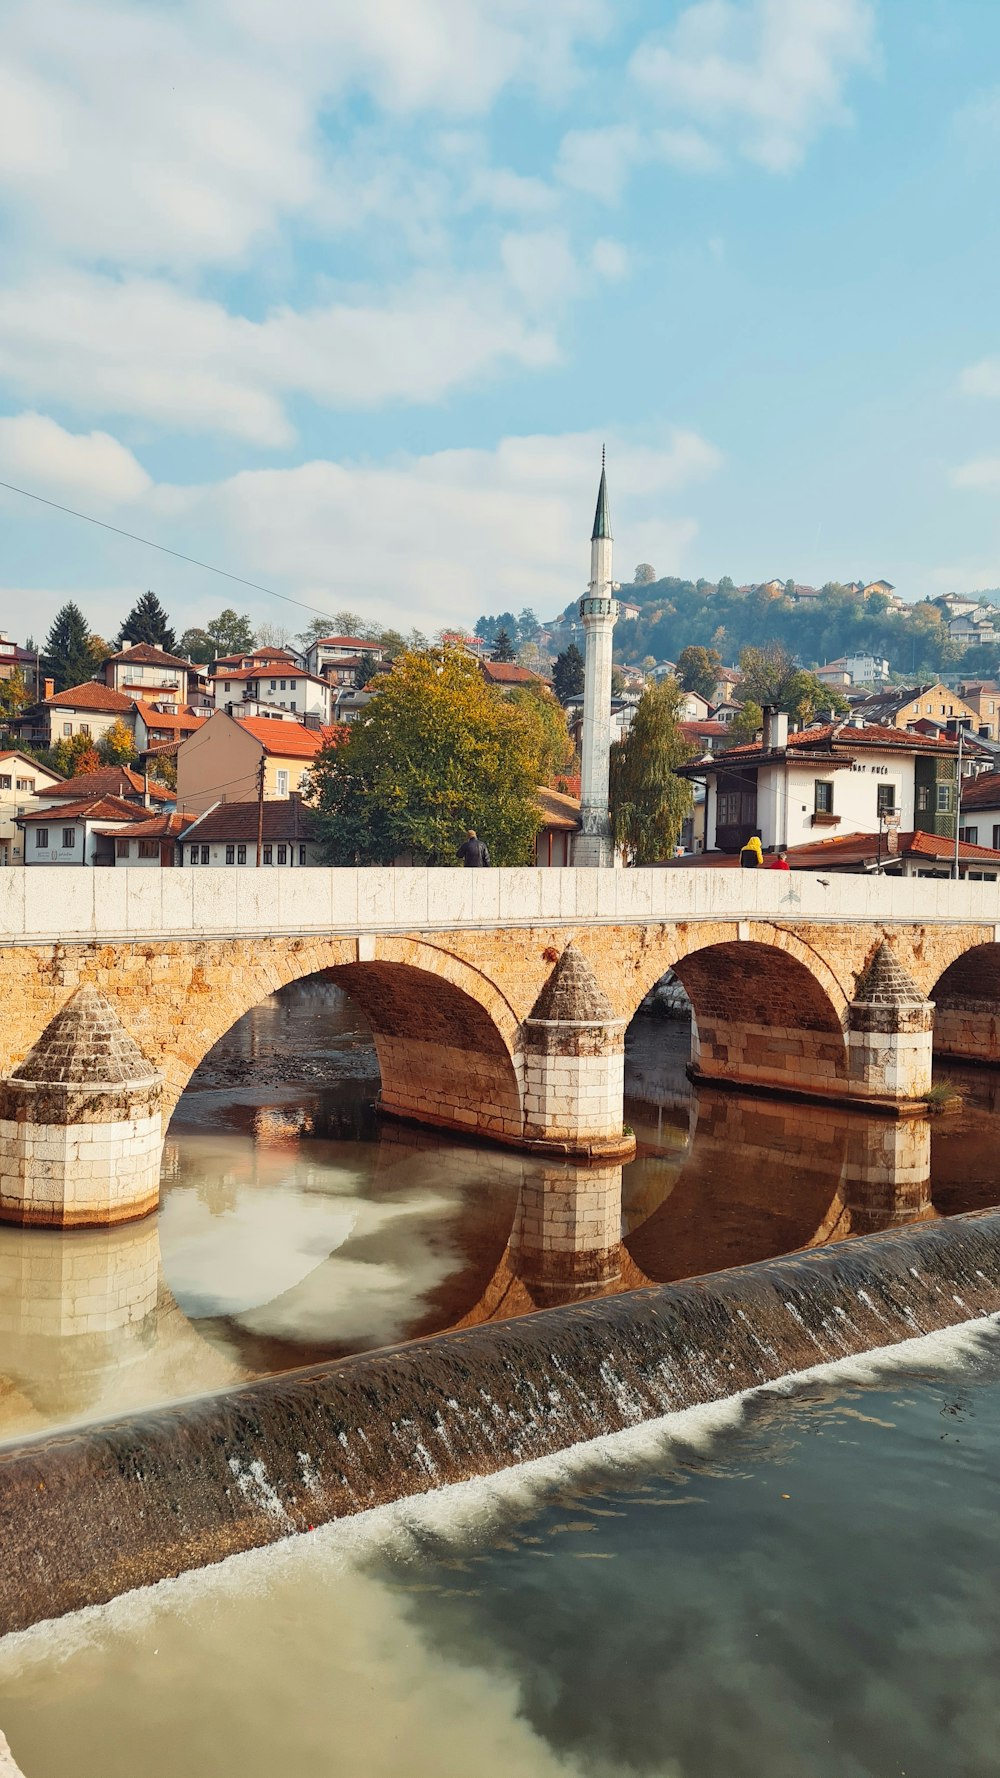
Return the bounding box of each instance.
[521,945,635,1162]
[846,944,934,1112]
[0,988,163,1229]
[510,1161,624,1305]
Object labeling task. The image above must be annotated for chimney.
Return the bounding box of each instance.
[761,704,775,751]
[886,826,899,856]
[43,677,54,700]
[772,710,789,749]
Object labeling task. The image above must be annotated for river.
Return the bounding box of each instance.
[0,980,996,1445]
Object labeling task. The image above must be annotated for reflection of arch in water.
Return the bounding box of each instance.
[625,933,850,1105]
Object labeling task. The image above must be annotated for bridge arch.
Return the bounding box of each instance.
[928,942,1000,1066]
[621,927,851,1103]
[162,936,526,1145]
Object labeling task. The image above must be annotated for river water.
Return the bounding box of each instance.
[0,981,997,1445]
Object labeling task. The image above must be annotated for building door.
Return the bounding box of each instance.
[160,842,175,867]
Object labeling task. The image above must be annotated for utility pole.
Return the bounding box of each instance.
[952,723,964,881]
[255,753,265,867]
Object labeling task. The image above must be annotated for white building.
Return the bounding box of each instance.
[0,751,63,865]
[210,665,334,724]
[305,636,388,681]
[18,794,162,866]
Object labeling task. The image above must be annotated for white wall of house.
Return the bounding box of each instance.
[0,757,62,865]
[212,670,331,721]
[45,705,148,749]
[183,837,323,867]
[707,748,918,851]
[24,817,119,865]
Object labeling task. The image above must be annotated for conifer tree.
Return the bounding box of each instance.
[609,677,694,865]
[552,643,585,704]
[116,591,176,653]
[492,628,516,662]
[43,602,95,693]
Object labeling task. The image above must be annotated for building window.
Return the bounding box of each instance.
[80,723,90,736]
[270,679,277,690]
[717,791,740,826]
[200,844,210,864]
[36,829,48,848]
[62,723,73,737]
[62,828,76,848]
[16,778,30,792]
[876,784,896,817]
[916,784,930,812]
[276,769,289,795]
[237,844,246,864]
[937,783,954,814]
[0,776,10,789]
[116,838,130,858]
[225,682,231,691]
[189,845,198,864]
[814,780,834,814]
[138,839,158,858]
[993,825,1000,851]
[299,845,306,865]
[277,844,287,864]
[280,680,286,690]
[960,826,979,845]
[263,845,273,864]
[290,701,296,711]
[226,845,235,865]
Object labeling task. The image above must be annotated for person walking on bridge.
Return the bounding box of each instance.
[457,829,490,867]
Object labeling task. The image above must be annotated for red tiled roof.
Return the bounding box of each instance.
[19,794,160,824]
[680,720,729,739]
[210,666,323,682]
[234,717,330,758]
[536,786,581,831]
[96,812,194,839]
[658,829,1000,870]
[134,703,207,734]
[713,720,960,762]
[0,750,60,774]
[481,662,548,685]
[961,772,1000,810]
[37,766,172,803]
[181,800,320,843]
[43,682,135,713]
[108,644,196,670]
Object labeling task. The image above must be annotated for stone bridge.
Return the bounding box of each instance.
[0,867,999,1226]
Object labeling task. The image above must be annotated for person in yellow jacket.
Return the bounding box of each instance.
[739,834,764,869]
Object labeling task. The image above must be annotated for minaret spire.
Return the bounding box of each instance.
[575,449,620,868]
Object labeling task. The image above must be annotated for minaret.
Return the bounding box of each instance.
[574,448,619,868]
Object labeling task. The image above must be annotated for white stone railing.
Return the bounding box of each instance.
[3,866,1000,945]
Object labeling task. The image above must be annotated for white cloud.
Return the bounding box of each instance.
[0,270,559,444]
[590,238,630,281]
[0,411,150,503]
[556,125,643,203]
[950,457,1000,491]
[629,0,875,174]
[0,423,721,639]
[960,358,1000,399]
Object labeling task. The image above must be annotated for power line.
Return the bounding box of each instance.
[0,476,340,624]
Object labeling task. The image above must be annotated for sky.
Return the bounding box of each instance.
[2,0,1000,646]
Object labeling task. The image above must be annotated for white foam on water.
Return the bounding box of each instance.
[3,1308,999,1677]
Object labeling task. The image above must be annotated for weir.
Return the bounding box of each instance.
[3,1208,1000,1635]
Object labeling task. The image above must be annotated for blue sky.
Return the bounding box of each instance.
[1,0,1000,645]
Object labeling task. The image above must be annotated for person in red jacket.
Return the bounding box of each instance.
[768,849,791,870]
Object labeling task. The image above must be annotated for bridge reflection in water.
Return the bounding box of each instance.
[3,987,979,1450]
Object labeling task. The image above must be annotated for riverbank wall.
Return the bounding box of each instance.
[3,1208,1000,1635]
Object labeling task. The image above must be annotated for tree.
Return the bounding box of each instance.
[676,645,722,702]
[117,591,176,653]
[311,650,543,865]
[717,576,735,596]
[97,718,138,765]
[785,579,796,598]
[88,634,112,673]
[634,564,656,585]
[354,654,381,690]
[507,684,574,782]
[43,602,95,693]
[0,668,31,725]
[725,700,764,747]
[492,628,516,662]
[178,627,215,664]
[256,621,294,648]
[552,643,585,704]
[207,610,256,656]
[609,678,694,865]
[51,732,102,777]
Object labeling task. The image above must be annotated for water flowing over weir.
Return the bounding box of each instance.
[3,1209,1000,1634]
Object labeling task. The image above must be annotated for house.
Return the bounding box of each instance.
[934,592,979,621]
[849,681,981,732]
[175,710,340,813]
[958,681,1000,740]
[817,655,890,688]
[959,770,1000,851]
[18,795,161,866]
[102,642,211,707]
[212,646,304,674]
[677,689,712,722]
[209,664,334,724]
[618,601,640,621]
[0,634,42,699]
[132,702,207,749]
[815,662,852,689]
[100,812,194,867]
[35,765,175,811]
[15,681,145,752]
[535,787,581,866]
[305,636,388,682]
[0,751,64,865]
[179,797,323,868]
[676,710,962,855]
[946,611,999,648]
